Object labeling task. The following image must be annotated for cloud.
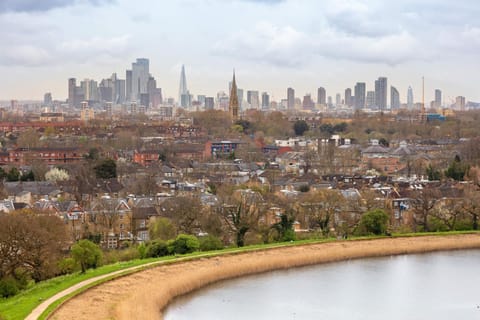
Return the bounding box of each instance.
[0,0,114,13]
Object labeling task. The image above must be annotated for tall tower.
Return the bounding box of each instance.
[390,86,400,109]
[178,64,188,106]
[407,86,414,109]
[374,77,387,110]
[317,87,326,105]
[229,71,239,122]
[354,82,366,110]
[68,78,76,107]
[287,87,295,110]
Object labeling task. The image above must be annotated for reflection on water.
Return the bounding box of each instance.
[164,250,480,320]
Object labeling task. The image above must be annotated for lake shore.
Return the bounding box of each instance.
[50,234,480,320]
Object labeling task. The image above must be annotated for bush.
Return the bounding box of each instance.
[138,243,147,259]
[71,239,103,273]
[199,235,224,251]
[0,278,19,298]
[146,240,170,258]
[57,258,76,275]
[357,209,390,236]
[171,234,200,254]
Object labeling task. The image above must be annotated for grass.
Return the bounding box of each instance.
[2,230,480,320]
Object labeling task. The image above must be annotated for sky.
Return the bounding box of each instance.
[0,0,479,104]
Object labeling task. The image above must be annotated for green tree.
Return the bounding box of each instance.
[272,213,296,242]
[149,217,177,241]
[357,209,390,235]
[71,239,103,273]
[445,155,469,181]
[94,159,117,179]
[199,235,224,251]
[170,234,200,254]
[426,164,441,181]
[6,167,20,182]
[293,120,309,136]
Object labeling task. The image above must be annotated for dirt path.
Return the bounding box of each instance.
[49,235,480,320]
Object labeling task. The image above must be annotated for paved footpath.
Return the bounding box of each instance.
[25,261,161,320]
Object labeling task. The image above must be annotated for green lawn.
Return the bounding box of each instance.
[1,230,479,320]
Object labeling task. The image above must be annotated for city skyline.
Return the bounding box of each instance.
[0,0,479,103]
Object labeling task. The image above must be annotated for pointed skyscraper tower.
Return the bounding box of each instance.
[229,70,239,122]
[178,64,188,106]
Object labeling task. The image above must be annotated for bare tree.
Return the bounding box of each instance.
[160,196,204,235]
[408,187,440,232]
[462,185,480,230]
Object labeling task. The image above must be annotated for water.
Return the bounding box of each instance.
[164,250,480,320]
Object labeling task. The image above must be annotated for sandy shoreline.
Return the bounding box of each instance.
[50,234,480,320]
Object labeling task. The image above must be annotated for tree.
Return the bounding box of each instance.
[426,164,441,181]
[462,185,480,230]
[409,187,440,232]
[45,167,70,181]
[293,120,309,136]
[445,155,469,181]
[71,239,103,273]
[6,167,20,182]
[94,159,117,179]
[149,217,177,241]
[271,212,296,242]
[357,209,389,235]
[169,234,200,254]
[160,196,204,235]
[0,212,69,282]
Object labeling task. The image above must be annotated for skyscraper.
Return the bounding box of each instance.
[407,86,414,110]
[229,71,239,121]
[317,87,326,105]
[345,88,352,107]
[261,92,270,109]
[390,86,400,109]
[126,70,132,101]
[179,64,188,106]
[247,90,259,109]
[366,91,375,108]
[374,77,387,110]
[287,87,295,110]
[44,92,52,105]
[335,93,341,106]
[354,82,366,110]
[68,78,76,107]
[435,89,442,108]
[131,58,149,101]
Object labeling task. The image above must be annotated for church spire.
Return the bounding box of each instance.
[229,70,239,122]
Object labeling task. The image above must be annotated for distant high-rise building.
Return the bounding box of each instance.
[80,79,98,101]
[327,96,333,106]
[455,96,466,110]
[68,78,77,107]
[237,88,244,110]
[287,87,295,109]
[366,91,375,108]
[390,86,400,109]
[125,70,132,101]
[44,92,52,105]
[435,89,442,108]
[345,88,352,107]
[261,92,270,109]
[317,87,326,105]
[229,71,239,121]
[131,58,149,101]
[374,77,387,109]
[407,86,414,109]
[247,90,259,109]
[303,94,314,109]
[354,82,366,110]
[179,64,188,106]
[205,97,215,110]
[335,93,341,106]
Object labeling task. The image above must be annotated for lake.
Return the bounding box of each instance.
[164,250,480,320]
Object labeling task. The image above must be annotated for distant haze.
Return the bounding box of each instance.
[0,0,478,103]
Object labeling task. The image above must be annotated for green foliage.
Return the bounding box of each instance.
[319,122,348,136]
[272,214,296,242]
[293,120,309,136]
[6,167,20,182]
[445,155,469,181]
[57,258,76,275]
[357,209,390,236]
[234,119,253,134]
[298,184,310,193]
[137,243,147,259]
[378,138,389,147]
[0,167,6,180]
[148,217,177,241]
[146,240,170,258]
[170,234,200,254]
[20,170,35,182]
[71,240,103,274]
[85,148,99,160]
[94,159,117,179]
[199,235,224,251]
[0,277,19,298]
[426,164,441,181]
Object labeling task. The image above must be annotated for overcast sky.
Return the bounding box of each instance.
[0,0,479,104]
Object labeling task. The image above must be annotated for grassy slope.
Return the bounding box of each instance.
[1,230,479,320]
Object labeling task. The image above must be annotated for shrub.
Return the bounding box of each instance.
[171,234,200,254]
[199,235,224,251]
[138,243,147,259]
[357,209,390,236]
[146,240,170,258]
[71,239,103,273]
[0,278,19,298]
[57,258,76,275]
